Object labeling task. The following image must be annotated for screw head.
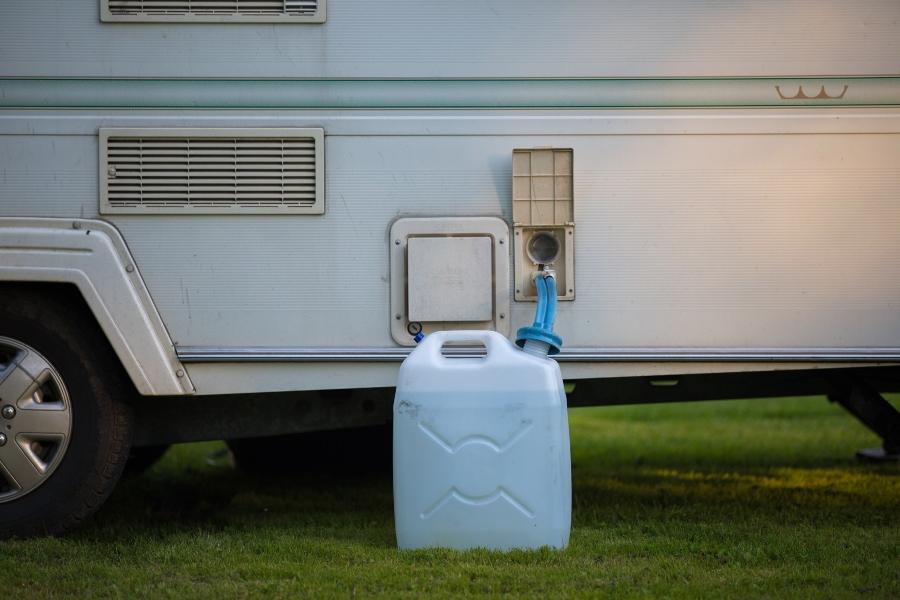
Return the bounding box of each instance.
[1,405,14,420]
[125,264,135,273]
[394,239,401,245]
[0,433,6,446]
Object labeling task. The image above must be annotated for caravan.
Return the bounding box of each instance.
[1,1,899,536]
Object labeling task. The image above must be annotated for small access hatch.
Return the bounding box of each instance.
[390,217,510,346]
[407,237,494,323]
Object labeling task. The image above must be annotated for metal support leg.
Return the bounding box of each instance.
[828,376,900,462]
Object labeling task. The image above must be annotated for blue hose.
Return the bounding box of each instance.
[542,274,558,331]
[532,275,548,329]
[515,272,563,355]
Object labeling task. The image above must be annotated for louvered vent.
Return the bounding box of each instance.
[102,1,324,22]
[100,128,325,215]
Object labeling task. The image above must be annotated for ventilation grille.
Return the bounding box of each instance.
[100,128,325,215]
[103,1,324,22]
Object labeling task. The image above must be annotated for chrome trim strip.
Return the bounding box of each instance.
[176,346,900,363]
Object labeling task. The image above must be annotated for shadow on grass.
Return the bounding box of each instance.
[83,437,900,550]
[78,399,900,545]
[83,443,396,547]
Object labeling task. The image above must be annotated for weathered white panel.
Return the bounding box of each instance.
[0,1,898,78]
[0,136,97,217]
[1,111,899,380]
[108,118,900,352]
[564,134,900,348]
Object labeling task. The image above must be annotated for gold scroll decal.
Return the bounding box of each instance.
[775,84,848,100]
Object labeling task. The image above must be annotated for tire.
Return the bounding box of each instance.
[0,286,134,538]
[227,424,392,477]
[124,444,171,478]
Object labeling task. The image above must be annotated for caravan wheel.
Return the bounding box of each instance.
[0,288,133,538]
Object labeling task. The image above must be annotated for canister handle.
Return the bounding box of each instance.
[417,330,507,363]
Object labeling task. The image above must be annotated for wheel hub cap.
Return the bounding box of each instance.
[0,337,72,503]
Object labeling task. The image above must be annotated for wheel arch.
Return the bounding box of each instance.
[0,218,193,396]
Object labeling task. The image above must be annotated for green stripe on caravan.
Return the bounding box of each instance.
[0,77,898,109]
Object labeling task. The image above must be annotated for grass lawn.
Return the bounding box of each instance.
[3,395,899,598]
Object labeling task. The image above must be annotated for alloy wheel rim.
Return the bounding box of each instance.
[0,336,73,503]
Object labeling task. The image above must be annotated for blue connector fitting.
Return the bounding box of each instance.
[515,271,563,355]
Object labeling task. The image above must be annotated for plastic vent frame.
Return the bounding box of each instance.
[512,148,575,301]
[99,128,325,215]
[102,1,325,23]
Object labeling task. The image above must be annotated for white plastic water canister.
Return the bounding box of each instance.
[393,330,571,550]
